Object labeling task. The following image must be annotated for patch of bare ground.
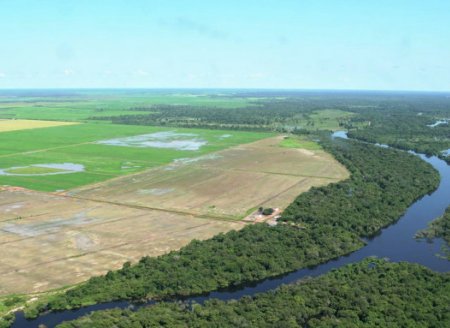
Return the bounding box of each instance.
[0,189,243,295]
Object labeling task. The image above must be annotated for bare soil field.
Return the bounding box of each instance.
[0,189,243,295]
[0,119,78,132]
[71,136,349,218]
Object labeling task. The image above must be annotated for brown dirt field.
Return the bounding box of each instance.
[0,189,243,295]
[71,136,349,218]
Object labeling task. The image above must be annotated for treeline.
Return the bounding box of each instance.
[88,100,348,132]
[282,136,440,236]
[416,206,450,259]
[24,137,439,319]
[57,259,450,328]
[346,107,450,163]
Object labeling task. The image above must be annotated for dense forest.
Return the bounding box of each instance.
[88,100,341,132]
[57,259,450,328]
[282,136,440,236]
[416,206,450,260]
[347,109,449,163]
[24,136,439,319]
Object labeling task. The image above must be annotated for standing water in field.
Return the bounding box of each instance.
[0,163,84,176]
[96,131,207,151]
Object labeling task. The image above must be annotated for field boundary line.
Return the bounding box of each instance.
[64,194,244,223]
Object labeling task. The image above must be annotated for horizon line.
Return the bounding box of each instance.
[0,87,449,94]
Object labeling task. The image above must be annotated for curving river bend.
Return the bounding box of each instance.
[12,132,450,327]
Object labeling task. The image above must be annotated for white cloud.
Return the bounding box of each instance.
[63,68,75,76]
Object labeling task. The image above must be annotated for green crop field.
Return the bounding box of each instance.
[0,93,256,121]
[0,123,271,191]
[279,136,323,150]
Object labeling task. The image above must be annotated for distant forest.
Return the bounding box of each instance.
[89,92,450,163]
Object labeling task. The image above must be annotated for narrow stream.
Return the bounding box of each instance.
[12,132,450,327]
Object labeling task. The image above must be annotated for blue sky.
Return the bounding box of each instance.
[0,0,449,90]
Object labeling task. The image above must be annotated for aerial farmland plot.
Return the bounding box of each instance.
[0,188,244,295]
[72,136,348,219]
[0,122,270,191]
[0,119,78,132]
[0,114,348,296]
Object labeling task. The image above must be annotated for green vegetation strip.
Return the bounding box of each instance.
[279,136,322,150]
[23,136,439,319]
[416,206,450,260]
[56,259,450,328]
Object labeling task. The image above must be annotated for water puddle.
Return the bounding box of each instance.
[1,212,95,237]
[164,154,222,170]
[0,163,84,176]
[137,188,174,196]
[96,131,207,151]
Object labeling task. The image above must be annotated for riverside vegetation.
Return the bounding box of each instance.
[56,259,450,328]
[416,206,450,260]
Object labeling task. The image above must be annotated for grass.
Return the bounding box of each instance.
[302,109,354,131]
[0,123,272,191]
[4,166,66,175]
[279,136,323,150]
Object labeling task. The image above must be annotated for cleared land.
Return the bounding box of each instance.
[0,119,77,132]
[71,136,349,219]
[0,135,347,295]
[0,188,244,295]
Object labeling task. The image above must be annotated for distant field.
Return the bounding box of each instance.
[0,119,77,132]
[0,94,256,121]
[302,109,355,131]
[0,123,271,191]
[279,136,323,150]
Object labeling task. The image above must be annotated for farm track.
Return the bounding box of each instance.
[206,166,341,180]
[65,194,242,222]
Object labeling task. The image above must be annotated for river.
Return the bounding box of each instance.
[12,132,450,327]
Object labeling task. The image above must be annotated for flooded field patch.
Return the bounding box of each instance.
[0,163,84,176]
[96,131,207,150]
